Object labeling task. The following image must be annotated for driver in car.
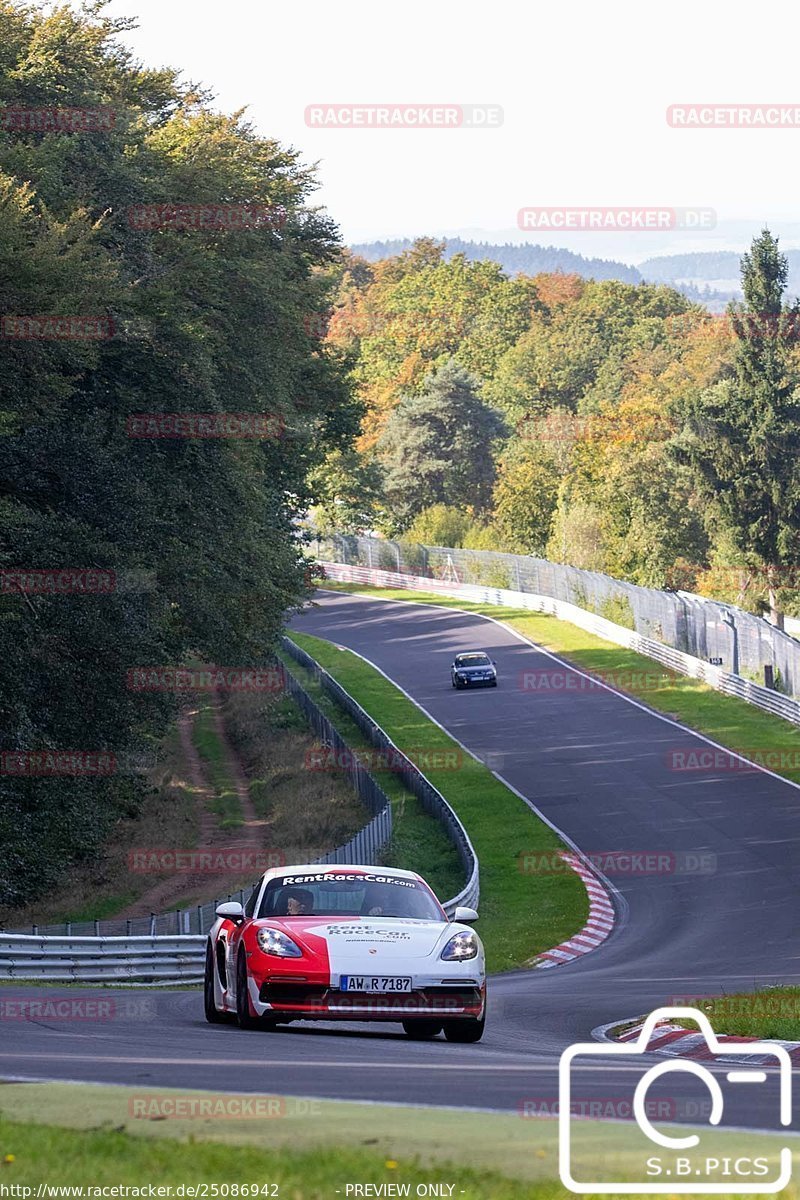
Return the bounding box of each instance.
[284,888,313,916]
[362,885,386,917]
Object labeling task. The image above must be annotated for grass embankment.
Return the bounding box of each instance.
[221,690,372,858]
[0,690,368,930]
[0,724,198,929]
[0,1084,796,1196]
[671,987,800,1040]
[288,631,588,971]
[278,648,464,902]
[322,583,800,784]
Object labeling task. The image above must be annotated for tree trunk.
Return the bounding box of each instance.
[768,586,785,630]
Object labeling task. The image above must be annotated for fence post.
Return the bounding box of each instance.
[149,912,156,936]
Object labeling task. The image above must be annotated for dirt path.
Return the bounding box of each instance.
[117,697,264,918]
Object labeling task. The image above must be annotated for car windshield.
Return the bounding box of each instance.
[456,654,490,666]
[256,871,444,920]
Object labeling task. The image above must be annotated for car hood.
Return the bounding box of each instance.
[256,916,462,959]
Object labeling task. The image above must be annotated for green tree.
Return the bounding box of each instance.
[307,448,383,534]
[674,229,800,625]
[492,441,559,555]
[0,0,356,908]
[405,504,473,547]
[376,360,507,533]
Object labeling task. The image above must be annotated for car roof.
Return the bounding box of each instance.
[258,863,424,885]
[454,650,489,658]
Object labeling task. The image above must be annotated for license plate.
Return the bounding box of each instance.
[339,975,412,993]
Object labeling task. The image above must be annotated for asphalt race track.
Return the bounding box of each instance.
[3,589,800,1134]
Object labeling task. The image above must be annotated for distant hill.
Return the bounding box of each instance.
[349,238,737,308]
[640,250,800,304]
[639,252,742,283]
[350,237,643,284]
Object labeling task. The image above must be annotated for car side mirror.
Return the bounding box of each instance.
[452,906,479,923]
[215,901,244,922]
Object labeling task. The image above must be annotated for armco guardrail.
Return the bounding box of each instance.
[0,934,206,983]
[317,532,800,701]
[281,636,479,915]
[319,560,800,729]
[1,643,478,981]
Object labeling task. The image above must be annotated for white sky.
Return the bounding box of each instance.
[103,0,800,259]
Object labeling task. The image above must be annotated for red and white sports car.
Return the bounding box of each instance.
[204,863,486,1042]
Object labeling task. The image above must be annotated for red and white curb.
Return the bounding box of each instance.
[531,852,616,968]
[601,1017,800,1066]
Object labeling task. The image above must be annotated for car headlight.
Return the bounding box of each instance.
[256,928,303,957]
[440,930,478,961]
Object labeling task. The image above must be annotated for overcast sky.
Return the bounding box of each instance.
[104,0,800,259]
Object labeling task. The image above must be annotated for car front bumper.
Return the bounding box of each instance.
[248,973,485,1021]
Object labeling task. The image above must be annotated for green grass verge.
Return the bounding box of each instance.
[671,987,800,1039]
[321,583,800,784]
[277,649,464,902]
[192,703,243,828]
[288,631,588,972]
[0,1083,796,1196]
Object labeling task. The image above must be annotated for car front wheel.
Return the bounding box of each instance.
[236,951,275,1030]
[442,1000,486,1043]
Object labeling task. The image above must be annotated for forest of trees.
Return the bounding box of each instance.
[311,233,800,623]
[4,2,800,913]
[0,1,357,906]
